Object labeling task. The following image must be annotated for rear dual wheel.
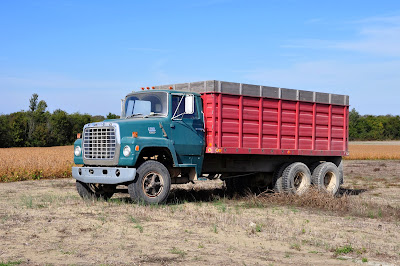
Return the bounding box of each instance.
[274,162,311,195]
[273,163,290,193]
[281,162,312,195]
[311,162,340,196]
[273,161,341,196]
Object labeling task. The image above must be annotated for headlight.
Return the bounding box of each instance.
[74,146,82,156]
[123,145,131,157]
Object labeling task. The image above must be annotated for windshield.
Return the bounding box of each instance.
[124,92,168,118]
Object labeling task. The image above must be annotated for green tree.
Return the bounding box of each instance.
[0,115,12,147]
[28,93,39,141]
[381,115,400,140]
[91,115,105,122]
[10,112,28,147]
[348,108,360,140]
[50,109,72,146]
[27,94,50,146]
[69,113,92,142]
[29,93,38,112]
[106,112,119,119]
[31,123,50,146]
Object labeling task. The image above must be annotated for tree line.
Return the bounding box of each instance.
[0,94,119,148]
[349,108,400,141]
[1,94,399,147]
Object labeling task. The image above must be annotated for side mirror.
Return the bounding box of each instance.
[121,99,126,118]
[185,95,194,114]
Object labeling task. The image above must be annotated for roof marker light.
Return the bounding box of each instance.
[146,87,150,90]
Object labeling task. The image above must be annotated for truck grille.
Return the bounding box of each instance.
[83,126,116,160]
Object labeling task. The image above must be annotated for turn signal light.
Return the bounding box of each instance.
[135,145,140,151]
[132,132,138,138]
[77,133,81,139]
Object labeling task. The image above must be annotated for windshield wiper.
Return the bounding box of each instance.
[126,113,143,119]
[144,112,164,117]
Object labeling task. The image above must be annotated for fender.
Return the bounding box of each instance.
[119,136,179,167]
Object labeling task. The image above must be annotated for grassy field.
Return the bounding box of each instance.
[347,142,400,160]
[0,146,73,182]
[0,160,399,265]
[0,142,399,182]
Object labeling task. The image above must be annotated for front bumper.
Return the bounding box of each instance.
[72,167,136,184]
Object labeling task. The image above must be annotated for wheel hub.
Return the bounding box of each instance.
[143,172,164,198]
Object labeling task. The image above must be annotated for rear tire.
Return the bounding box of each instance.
[281,162,311,195]
[273,163,290,193]
[128,160,171,204]
[76,181,115,200]
[338,161,344,185]
[311,162,340,195]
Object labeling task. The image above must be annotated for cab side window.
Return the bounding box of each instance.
[172,95,198,119]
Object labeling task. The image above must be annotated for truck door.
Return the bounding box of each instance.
[170,94,205,164]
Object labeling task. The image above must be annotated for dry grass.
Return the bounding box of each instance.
[348,144,400,160]
[247,188,400,222]
[0,146,74,182]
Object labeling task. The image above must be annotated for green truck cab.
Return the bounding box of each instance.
[72,90,205,204]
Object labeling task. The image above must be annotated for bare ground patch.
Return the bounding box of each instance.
[0,160,400,265]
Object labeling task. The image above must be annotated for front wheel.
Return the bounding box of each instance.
[76,181,115,200]
[128,160,171,204]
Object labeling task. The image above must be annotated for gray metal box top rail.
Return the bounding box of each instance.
[150,80,349,106]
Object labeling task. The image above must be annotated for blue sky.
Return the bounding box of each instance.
[1,0,399,116]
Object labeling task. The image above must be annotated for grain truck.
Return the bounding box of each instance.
[72,80,349,204]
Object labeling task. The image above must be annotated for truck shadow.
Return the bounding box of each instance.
[339,187,368,196]
[111,186,368,204]
[110,187,228,204]
[168,187,228,203]
[111,187,229,204]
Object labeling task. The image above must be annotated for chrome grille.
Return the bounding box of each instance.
[83,126,116,160]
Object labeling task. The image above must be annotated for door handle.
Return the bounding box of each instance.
[195,128,205,132]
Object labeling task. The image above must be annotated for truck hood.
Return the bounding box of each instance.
[103,118,167,139]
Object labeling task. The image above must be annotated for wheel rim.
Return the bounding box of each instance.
[293,172,308,193]
[324,171,337,192]
[142,171,164,198]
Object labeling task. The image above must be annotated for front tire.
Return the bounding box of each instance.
[128,160,171,204]
[76,181,115,200]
